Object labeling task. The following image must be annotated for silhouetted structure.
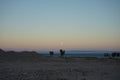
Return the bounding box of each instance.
[49,51,54,56]
[60,49,65,57]
[112,52,120,58]
[116,53,120,57]
[112,52,116,58]
[104,53,110,58]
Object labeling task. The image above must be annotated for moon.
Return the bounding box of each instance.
[60,42,63,46]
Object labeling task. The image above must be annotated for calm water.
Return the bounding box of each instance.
[40,50,117,58]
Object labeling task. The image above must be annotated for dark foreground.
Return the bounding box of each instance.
[0,52,120,80]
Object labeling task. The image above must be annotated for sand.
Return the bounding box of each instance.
[0,52,120,80]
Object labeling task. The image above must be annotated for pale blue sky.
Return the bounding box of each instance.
[0,0,120,50]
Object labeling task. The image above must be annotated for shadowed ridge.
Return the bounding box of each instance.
[0,50,45,62]
[0,48,6,54]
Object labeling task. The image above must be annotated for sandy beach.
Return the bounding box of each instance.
[0,52,120,80]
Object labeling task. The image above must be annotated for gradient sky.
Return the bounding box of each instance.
[0,0,120,51]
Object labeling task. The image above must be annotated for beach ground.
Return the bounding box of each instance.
[0,53,120,80]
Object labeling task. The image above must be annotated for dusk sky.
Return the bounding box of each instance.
[0,0,120,51]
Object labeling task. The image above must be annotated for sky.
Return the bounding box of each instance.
[0,0,120,51]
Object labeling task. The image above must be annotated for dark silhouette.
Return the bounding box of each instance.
[49,51,54,56]
[112,52,116,58]
[116,53,120,57]
[111,52,120,58]
[104,53,109,58]
[60,49,65,57]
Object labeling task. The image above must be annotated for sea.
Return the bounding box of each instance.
[39,50,120,58]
